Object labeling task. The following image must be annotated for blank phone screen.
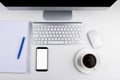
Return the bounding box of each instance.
[36,47,48,71]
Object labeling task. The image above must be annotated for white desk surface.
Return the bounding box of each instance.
[0,0,120,80]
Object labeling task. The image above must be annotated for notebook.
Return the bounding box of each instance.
[0,21,29,73]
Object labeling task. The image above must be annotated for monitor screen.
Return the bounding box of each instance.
[0,0,116,7]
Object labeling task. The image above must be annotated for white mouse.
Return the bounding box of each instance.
[87,30,103,49]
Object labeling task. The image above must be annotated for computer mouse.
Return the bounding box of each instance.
[87,30,103,49]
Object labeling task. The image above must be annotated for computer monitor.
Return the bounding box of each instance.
[0,0,116,20]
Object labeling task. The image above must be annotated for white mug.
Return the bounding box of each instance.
[74,49,100,74]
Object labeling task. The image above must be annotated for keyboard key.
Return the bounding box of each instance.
[34,34,39,37]
[65,41,68,44]
[44,41,47,44]
[48,41,64,44]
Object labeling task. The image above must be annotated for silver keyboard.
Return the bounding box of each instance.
[33,22,83,45]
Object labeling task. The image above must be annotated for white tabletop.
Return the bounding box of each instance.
[0,0,120,80]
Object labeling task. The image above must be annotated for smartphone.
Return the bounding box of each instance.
[36,47,48,71]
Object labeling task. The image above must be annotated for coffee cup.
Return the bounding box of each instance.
[74,49,100,74]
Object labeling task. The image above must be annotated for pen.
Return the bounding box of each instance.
[17,37,25,60]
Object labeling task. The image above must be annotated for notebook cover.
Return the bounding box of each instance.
[0,21,29,73]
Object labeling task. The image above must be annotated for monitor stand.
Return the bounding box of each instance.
[43,10,72,20]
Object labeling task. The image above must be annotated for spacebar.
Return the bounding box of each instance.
[48,41,64,44]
